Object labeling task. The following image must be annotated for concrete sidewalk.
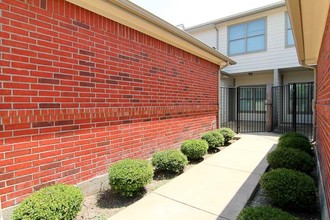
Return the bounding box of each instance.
[109,133,279,220]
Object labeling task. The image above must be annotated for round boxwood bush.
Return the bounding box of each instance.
[12,184,83,220]
[180,140,208,160]
[218,127,236,143]
[201,131,224,149]
[109,159,153,197]
[152,149,188,173]
[277,136,313,155]
[279,131,309,142]
[267,147,315,174]
[260,168,317,210]
[237,206,298,220]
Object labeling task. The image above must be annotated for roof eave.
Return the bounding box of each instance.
[286,0,330,66]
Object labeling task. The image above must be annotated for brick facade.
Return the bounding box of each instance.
[316,9,330,214]
[0,0,219,208]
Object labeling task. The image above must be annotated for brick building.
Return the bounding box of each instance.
[0,0,235,217]
[287,0,330,218]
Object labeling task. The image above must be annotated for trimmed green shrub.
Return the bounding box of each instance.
[13,184,83,220]
[201,131,224,149]
[218,127,236,143]
[279,131,309,142]
[180,140,208,160]
[267,147,315,174]
[260,168,317,210]
[277,136,313,155]
[152,149,188,173]
[237,206,298,220]
[108,159,153,197]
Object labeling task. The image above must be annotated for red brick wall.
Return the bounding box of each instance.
[316,9,330,214]
[0,0,219,208]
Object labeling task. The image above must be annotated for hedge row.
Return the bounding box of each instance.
[108,127,236,197]
[239,132,317,219]
[13,128,236,218]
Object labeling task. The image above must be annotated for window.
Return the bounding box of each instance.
[286,13,294,47]
[239,87,266,112]
[228,18,266,55]
[288,83,313,114]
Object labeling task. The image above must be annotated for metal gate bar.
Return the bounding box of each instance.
[220,87,266,133]
[272,83,314,139]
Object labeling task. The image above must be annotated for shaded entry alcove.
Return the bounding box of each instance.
[220,83,313,139]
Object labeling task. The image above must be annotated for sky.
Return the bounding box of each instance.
[129,0,282,28]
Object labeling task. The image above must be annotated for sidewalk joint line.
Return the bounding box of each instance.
[202,162,261,175]
[152,191,219,217]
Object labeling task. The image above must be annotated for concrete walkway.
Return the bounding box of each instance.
[109,133,279,220]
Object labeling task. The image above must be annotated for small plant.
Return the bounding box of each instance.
[277,136,313,155]
[152,149,188,173]
[237,206,298,220]
[260,168,317,211]
[12,184,83,220]
[279,131,309,142]
[267,147,315,174]
[108,159,153,197]
[180,140,208,160]
[201,131,224,149]
[218,127,236,143]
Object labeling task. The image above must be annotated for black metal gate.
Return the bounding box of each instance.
[221,83,314,138]
[220,87,266,133]
[272,83,314,139]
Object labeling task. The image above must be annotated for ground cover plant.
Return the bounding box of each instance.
[279,131,309,142]
[152,149,188,173]
[108,159,153,197]
[218,127,236,144]
[201,130,224,150]
[180,139,208,160]
[260,168,317,211]
[237,206,298,220]
[277,136,313,155]
[13,184,83,220]
[267,147,315,174]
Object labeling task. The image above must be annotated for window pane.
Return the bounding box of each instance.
[247,35,265,52]
[287,29,294,46]
[240,89,253,99]
[286,14,291,29]
[229,24,245,40]
[255,88,265,99]
[240,100,253,111]
[255,100,265,111]
[247,19,265,37]
[229,39,245,54]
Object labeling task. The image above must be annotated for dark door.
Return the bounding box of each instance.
[237,87,266,133]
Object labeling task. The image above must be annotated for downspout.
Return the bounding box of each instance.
[214,25,219,50]
[218,61,230,129]
[299,61,317,142]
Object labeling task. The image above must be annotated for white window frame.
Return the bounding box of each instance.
[227,17,267,56]
[285,13,295,47]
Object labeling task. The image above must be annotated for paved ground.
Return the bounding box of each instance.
[109,133,279,220]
